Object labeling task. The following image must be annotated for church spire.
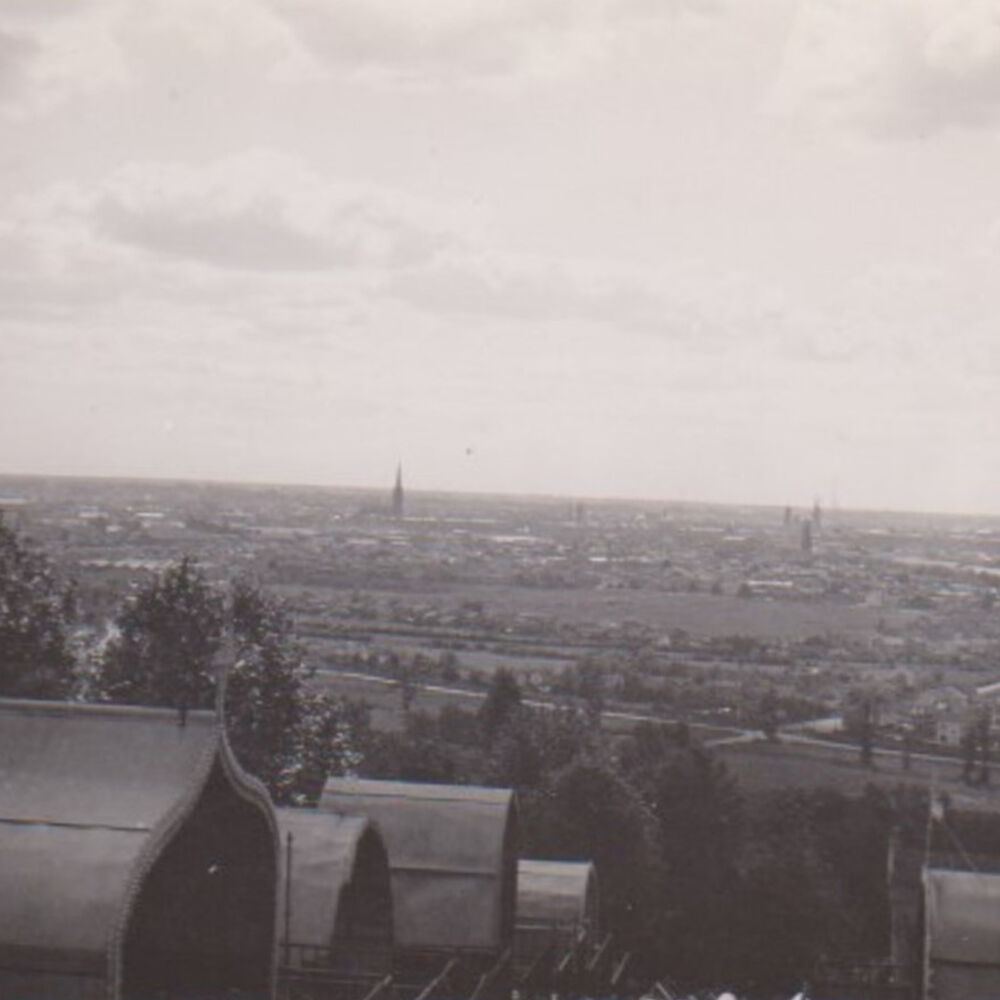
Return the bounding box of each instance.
[391,463,404,518]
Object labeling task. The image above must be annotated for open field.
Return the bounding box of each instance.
[288,580,905,641]
[313,668,739,741]
[718,738,1000,812]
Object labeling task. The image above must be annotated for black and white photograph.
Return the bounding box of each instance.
[3,2,1000,998]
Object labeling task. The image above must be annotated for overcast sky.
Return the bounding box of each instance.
[2,0,1000,514]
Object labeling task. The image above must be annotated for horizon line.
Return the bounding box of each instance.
[2,468,999,522]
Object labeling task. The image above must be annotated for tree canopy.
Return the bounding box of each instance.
[0,513,77,699]
[93,558,365,803]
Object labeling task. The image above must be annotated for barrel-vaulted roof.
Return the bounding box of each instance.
[0,697,276,992]
[277,808,391,964]
[517,860,598,931]
[320,777,518,953]
[925,868,1000,964]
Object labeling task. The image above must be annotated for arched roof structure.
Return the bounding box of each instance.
[925,868,1000,1000]
[277,808,392,973]
[517,860,599,936]
[0,697,278,1000]
[320,778,518,955]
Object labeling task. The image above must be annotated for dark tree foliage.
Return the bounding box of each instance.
[361,709,461,783]
[95,560,366,803]
[0,513,77,698]
[524,755,665,967]
[485,704,594,789]
[478,667,523,744]
[95,556,224,710]
[732,785,895,994]
[225,578,366,805]
[756,687,780,742]
[620,723,746,986]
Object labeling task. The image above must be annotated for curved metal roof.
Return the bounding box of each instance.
[277,808,391,965]
[320,777,518,952]
[0,697,277,989]
[517,860,598,930]
[925,868,1000,965]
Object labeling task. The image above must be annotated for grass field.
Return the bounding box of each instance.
[718,739,1000,812]
[288,579,905,642]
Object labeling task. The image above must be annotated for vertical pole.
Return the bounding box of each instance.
[284,831,294,969]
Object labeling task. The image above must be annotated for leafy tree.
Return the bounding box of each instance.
[361,709,461,783]
[0,514,77,698]
[224,578,361,804]
[95,556,224,710]
[95,561,366,803]
[485,703,593,790]
[287,692,370,805]
[478,667,522,744]
[756,687,780,742]
[637,733,745,986]
[525,755,664,967]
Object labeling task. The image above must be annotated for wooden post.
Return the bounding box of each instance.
[284,831,294,969]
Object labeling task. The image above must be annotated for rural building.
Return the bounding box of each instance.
[0,697,278,1000]
[320,777,518,990]
[923,868,1000,1000]
[276,808,393,996]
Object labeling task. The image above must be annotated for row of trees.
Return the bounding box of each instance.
[0,515,361,804]
[362,666,919,994]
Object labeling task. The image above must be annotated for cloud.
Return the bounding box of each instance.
[0,0,312,118]
[14,151,456,274]
[269,0,722,87]
[0,3,127,117]
[767,0,1000,136]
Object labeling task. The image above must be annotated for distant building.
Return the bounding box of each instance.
[391,463,404,518]
[801,519,813,553]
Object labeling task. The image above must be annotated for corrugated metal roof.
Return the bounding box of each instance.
[925,868,1000,965]
[517,860,598,929]
[0,697,274,985]
[321,777,517,952]
[277,808,390,964]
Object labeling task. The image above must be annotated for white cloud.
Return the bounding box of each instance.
[0,0,314,118]
[767,0,1000,135]
[0,3,127,117]
[6,151,457,275]
[268,0,723,87]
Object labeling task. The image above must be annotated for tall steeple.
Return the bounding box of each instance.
[391,463,404,518]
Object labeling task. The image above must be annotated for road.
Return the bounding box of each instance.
[318,669,980,773]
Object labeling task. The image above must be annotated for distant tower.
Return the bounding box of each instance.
[812,498,822,531]
[801,519,813,553]
[391,463,404,518]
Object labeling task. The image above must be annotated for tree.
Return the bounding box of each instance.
[227,580,372,804]
[225,578,318,802]
[95,556,224,710]
[485,703,593,790]
[95,561,365,803]
[0,514,77,698]
[478,667,522,744]
[525,755,665,965]
[756,688,780,742]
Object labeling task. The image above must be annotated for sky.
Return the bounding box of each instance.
[2,0,1000,514]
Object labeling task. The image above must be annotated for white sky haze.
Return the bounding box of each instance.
[3,0,1000,513]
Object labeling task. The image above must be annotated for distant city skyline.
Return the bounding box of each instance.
[2,2,1000,516]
